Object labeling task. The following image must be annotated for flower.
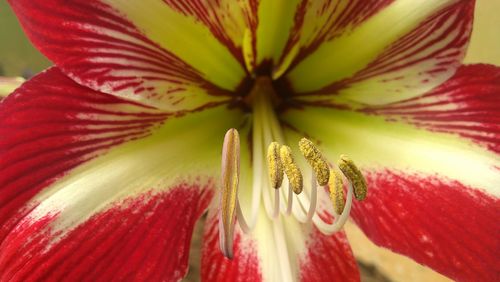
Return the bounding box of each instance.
[1,0,498,281]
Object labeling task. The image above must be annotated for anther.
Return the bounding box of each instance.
[337,155,367,201]
[267,142,284,189]
[219,128,240,258]
[298,138,330,186]
[279,145,303,194]
[328,169,345,215]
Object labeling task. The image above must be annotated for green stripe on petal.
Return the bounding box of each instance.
[9,1,245,111]
[283,107,500,197]
[102,0,246,91]
[287,0,458,92]
[254,0,301,67]
[30,105,245,233]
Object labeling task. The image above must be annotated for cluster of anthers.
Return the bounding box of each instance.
[219,128,368,259]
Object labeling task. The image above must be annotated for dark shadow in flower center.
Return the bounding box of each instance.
[231,66,298,114]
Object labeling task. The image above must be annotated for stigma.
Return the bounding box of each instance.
[218,128,368,258]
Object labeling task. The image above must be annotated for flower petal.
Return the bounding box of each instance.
[9,0,249,111]
[361,64,500,153]
[201,134,359,281]
[0,68,247,280]
[282,65,500,280]
[286,0,473,105]
[344,222,452,282]
[1,186,213,281]
[273,0,394,78]
[250,0,301,70]
[350,170,498,282]
[202,210,359,282]
[0,67,167,242]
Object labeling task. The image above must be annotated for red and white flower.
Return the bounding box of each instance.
[1,0,498,281]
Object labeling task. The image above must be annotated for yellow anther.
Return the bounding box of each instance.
[328,169,345,215]
[279,145,303,194]
[337,155,367,201]
[267,142,284,189]
[220,128,240,258]
[298,138,330,186]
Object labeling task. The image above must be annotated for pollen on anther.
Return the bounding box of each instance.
[279,145,303,194]
[338,155,367,201]
[328,169,345,215]
[298,138,330,186]
[267,142,284,189]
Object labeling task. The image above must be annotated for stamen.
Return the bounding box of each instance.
[279,145,303,194]
[313,182,354,235]
[298,138,330,186]
[219,128,240,259]
[267,142,284,189]
[328,169,345,215]
[337,155,368,201]
[306,169,318,222]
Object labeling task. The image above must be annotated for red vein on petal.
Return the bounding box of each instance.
[279,0,394,73]
[0,186,214,281]
[202,214,262,282]
[362,64,500,153]
[300,228,360,282]
[350,170,499,281]
[295,1,473,100]
[9,0,232,108]
[0,68,168,245]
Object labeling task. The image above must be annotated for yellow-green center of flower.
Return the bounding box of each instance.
[219,77,367,259]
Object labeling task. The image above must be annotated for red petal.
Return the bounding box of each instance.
[0,185,213,281]
[289,0,474,105]
[201,215,263,281]
[362,64,500,153]
[299,228,360,282]
[350,170,499,281]
[8,0,240,110]
[201,209,359,281]
[0,68,167,243]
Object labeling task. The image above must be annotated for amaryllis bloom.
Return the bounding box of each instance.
[1,0,498,281]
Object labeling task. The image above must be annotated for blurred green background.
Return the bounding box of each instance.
[0,2,51,77]
[0,0,498,78]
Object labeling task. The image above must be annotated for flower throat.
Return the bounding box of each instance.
[219,77,368,259]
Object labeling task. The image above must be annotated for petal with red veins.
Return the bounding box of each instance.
[287,0,473,105]
[9,0,249,111]
[361,64,500,153]
[201,133,359,281]
[1,185,214,281]
[0,68,247,280]
[350,170,499,282]
[282,66,500,280]
[202,209,359,282]
[0,67,168,243]
[273,0,394,78]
